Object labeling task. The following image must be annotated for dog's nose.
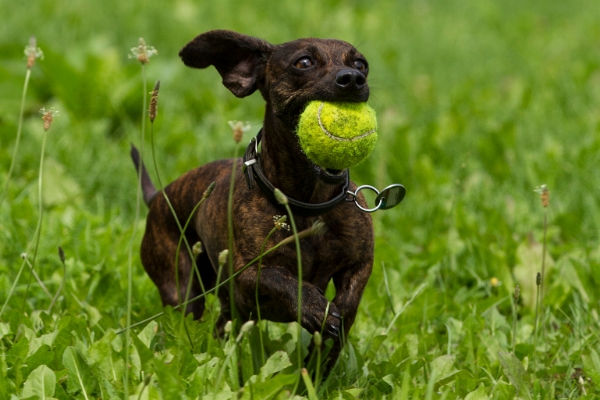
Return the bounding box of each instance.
[335,69,366,90]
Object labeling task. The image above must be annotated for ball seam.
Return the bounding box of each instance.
[317,102,376,142]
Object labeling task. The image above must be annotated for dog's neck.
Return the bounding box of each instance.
[259,107,343,206]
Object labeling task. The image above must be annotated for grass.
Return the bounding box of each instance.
[1,0,600,398]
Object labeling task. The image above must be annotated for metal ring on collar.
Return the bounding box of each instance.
[347,185,383,213]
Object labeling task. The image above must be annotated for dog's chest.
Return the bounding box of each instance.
[277,226,360,283]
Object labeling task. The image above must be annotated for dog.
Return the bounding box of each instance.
[131,30,374,365]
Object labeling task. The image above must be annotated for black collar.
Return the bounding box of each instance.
[242,130,351,217]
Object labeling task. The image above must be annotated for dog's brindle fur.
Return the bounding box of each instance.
[132,30,374,365]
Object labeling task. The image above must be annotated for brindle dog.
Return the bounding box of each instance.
[132,30,374,365]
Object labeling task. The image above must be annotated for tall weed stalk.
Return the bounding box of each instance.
[255,216,289,365]
[47,247,67,313]
[0,38,48,317]
[18,108,58,313]
[145,80,212,349]
[125,37,156,398]
[274,189,304,389]
[512,285,520,353]
[226,121,250,330]
[1,36,42,205]
[533,185,550,372]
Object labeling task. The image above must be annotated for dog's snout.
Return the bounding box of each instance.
[335,69,366,90]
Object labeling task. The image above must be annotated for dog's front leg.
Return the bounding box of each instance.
[234,265,341,337]
[327,261,373,360]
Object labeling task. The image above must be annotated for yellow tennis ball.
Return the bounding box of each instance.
[296,101,378,170]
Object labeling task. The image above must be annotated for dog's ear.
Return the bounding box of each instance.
[179,30,274,98]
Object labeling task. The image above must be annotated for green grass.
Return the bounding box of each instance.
[1,0,600,398]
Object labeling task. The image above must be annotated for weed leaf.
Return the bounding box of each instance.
[25,345,54,376]
[137,321,158,348]
[242,372,297,399]
[62,346,95,398]
[366,333,388,360]
[96,376,120,400]
[246,350,292,384]
[430,354,470,390]
[7,336,29,388]
[431,354,456,377]
[151,357,186,398]
[160,306,182,347]
[22,365,56,399]
[0,323,11,340]
[498,351,531,399]
[88,330,122,386]
[464,383,489,400]
[131,330,154,372]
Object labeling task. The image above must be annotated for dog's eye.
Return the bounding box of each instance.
[353,59,368,71]
[294,57,314,69]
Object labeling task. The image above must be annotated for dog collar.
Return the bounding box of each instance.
[242,130,351,217]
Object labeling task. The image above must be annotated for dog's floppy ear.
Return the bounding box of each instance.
[179,30,274,98]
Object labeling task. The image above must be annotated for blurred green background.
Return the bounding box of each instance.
[1,0,600,396]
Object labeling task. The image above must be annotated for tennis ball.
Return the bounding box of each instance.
[296,101,377,170]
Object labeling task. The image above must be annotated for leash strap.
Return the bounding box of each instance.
[242,130,351,217]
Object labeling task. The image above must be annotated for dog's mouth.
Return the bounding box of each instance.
[322,167,343,176]
[312,165,348,185]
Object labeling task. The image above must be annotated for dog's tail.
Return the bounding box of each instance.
[130,144,158,206]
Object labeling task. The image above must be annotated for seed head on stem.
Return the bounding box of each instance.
[273,215,290,231]
[25,36,43,69]
[534,184,549,208]
[192,242,203,256]
[202,182,216,199]
[240,320,255,335]
[40,108,59,131]
[313,331,322,346]
[310,219,327,237]
[274,188,288,206]
[224,320,232,334]
[218,249,229,267]
[228,120,251,143]
[149,80,160,122]
[129,38,157,65]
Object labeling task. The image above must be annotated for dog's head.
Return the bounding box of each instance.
[179,30,369,125]
[180,30,371,179]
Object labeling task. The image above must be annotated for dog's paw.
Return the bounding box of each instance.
[324,309,341,338]
[302,291,341,339]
